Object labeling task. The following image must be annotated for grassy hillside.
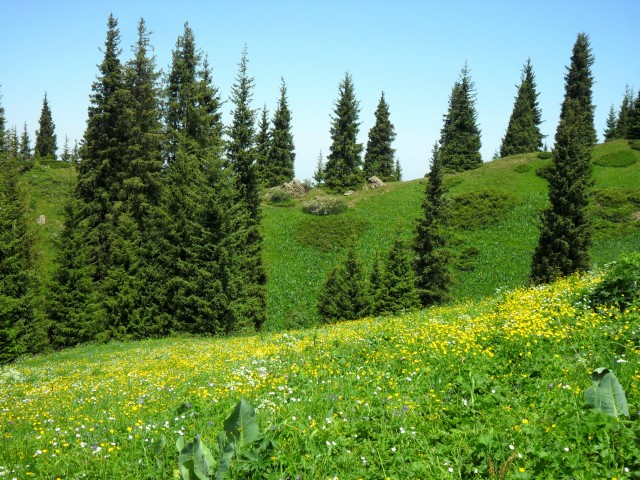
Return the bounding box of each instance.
[1,270,638,478]
[21,140,640,331]
[262,139,640,330]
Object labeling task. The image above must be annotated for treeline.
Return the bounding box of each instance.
[1,22,638,362]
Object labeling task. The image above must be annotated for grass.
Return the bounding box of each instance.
[21,140,640,331]
[2,271,639,478]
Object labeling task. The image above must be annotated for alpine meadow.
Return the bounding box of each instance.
[2,11,640,480]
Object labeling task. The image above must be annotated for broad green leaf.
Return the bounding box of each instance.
[584,367,629,417]
[222,398,261,446]
[177,435,215,480]
[216,432,235,480]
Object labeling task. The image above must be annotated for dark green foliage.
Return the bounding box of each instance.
[413,143,452,306]
[313,150,324,186]
[19,123,31,163]
[295,215,368,252]
[324,73,363,191]
[537,151,553,160]
[254,105,271,186]
[0,154,35,363]
[47,195,100,348]
[559,33,596,146]
[531,33,596,284]
[531,99,594,284]
[449,189,515,228]
[363,92,397,181]
[225,46,267,330]
[317,247,369,322]
[439,64,482,171]
[603,105,618,142]
[371,238,419,316]
[59,135,71,163]
[265,79,295,187]
[34,92,57,160]
[593,150,637,168]
[628,90,640,140]
[76,14,130,281]
[588,252,640,312]
[500,58,544,157]
[616,86,635,139]
[0,89,5,152]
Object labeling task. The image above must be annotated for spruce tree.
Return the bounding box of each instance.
[439,64,482,171]
[313,150,324,186]
[254,104,271,186]
[317,247,369,323]
[616,86,635,139]
[19,123,31,162]
[267,78,295,186]
[603,105,618,142]
[76,13,130,282]
[372,238,419,315]
[0,88,6,153]
[530,33,595,284]
[500,58,544,157]
[559,33,596,146]
[413,142,451,306]
[34,92,57,160]
[226,46,267,330]
[363,92,396,181]
[161,23,235,335]
[60,135,71,162]
[324,73,363,190]
[98,17,166,338]
[47,194,99,348]
[0,153,35,363]
[628,91,640,140]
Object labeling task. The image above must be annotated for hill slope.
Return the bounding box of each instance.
[1,269,638,478]
[22,140,640,330]
[262,139,640,329]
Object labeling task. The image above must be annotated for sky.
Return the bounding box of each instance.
[1,0,639,181]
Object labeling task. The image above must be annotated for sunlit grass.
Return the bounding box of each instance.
[2,271,639,478]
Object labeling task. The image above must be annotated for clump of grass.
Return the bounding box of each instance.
[513,163,532,173]
[295,214,369,252]
[449,188,516,228]
[593,150,637,168]
[264,188,295,207]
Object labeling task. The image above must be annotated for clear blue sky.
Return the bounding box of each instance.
[1,0,639,181]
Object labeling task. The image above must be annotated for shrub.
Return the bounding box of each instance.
[449,189,515,228]
[593,150,637,168]
[295,215,368,252]
[265,188,294,206]
[588,252,640,312]
[535,162,553,180]
[537,151,553,160]
[302,195,347,215]
[629,140,640,151]
[513,163,531,173]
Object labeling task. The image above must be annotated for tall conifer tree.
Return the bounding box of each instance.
[0,153,35,362]
[372,238,419,315]
[439,64,482,171]
[627,91,640,140]
[559,33,596,146]
[363,92,396,181]
[616,86,635,139]
[226,46,267,330]
[34,93,57,160]
[603,105,618,142]
[254,104,271,186]
[413,142,451,306]
[324,73,363,190]
[530,33,595,284]
[19,122,31,162]
[500,59,544,157]
[266,78,295,186]
[0,89,6,152]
